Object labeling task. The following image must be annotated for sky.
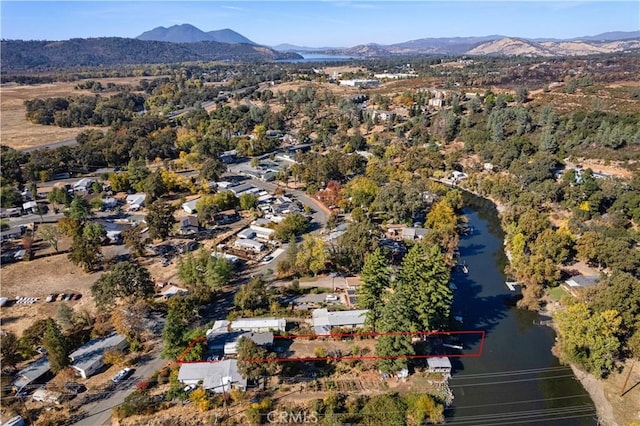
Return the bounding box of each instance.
[1,1,639,47]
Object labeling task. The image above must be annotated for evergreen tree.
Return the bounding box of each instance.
[397,245,452,331]
[146,200,176,240]
[358,248,391,329]
[0,332,22,369]
[42,318,70,373]
[375,290,417,374]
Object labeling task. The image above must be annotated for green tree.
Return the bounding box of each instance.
[146,200,176,240]
[162,296,198,359]
[55,303,75,330]
[91,261,154,309]
[375,289,417,374]
[397,245,452,331]
[239,193,258,211]
[0,332,23,369]
[38,224,62,252]
[293,235,327,276]
[273,212,309,241]
[47,187,72,209]
[199,158,227,182]
[360,393,407,426]
[345,176,379,209]
[20,319,50,352]
[122,225,148,258]
[68,195,93,221]
[66,221,105,271]
[0,186,23,208]
[358,248,391,329]
[178,250,233,297]
[235,277,269,312]
[404,393,444,425]
[42,318,70,373]
[143,169,167,202]
[236,337,279,381]
[588,271,640,335]
[329,220,380,274]
[555,302,622,377]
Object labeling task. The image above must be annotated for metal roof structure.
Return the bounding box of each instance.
[178,360,247,393]
[312,308,368,335]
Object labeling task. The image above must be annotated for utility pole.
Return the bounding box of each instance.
[619,359,635,397]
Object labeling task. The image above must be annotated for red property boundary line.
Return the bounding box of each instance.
[177,330,485,364]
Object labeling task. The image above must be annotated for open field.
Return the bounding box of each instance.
[0,251,103,335]
[0,77,154,150]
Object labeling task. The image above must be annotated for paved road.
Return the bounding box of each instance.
[20,138,78,153]
[71,344,167,426]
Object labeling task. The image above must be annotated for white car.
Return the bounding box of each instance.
[325,294,339,302]
[183,384,197,393]
[112,367,133,383]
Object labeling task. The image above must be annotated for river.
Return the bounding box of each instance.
[446,195,597,425]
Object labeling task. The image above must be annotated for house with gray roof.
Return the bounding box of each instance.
[177,360,247,393]
[12,357,51,393]
[312,308,368,335]
[69,333,128,379]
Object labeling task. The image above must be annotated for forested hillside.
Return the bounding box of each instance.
[0,38,300,72]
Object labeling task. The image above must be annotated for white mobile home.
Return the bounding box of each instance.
[69,333,128,379]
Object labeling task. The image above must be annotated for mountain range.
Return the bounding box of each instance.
[2,26,638,72]
[135,25,640,57]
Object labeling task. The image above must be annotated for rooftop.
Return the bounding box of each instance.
[13,357,50,390]
[312,308,368,335]
[565,274,600,287]
[69,333,127,371]
[177,360,246,391]
[427,357,452,369]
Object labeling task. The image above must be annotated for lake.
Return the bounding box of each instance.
[276,53,357,63]
[446,196,597,425]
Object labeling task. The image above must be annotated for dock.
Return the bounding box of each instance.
[505,281,520,291]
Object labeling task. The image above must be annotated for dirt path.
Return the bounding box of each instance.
[570,365,618,426]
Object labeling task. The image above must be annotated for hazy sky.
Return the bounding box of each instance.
[2,1,639,47]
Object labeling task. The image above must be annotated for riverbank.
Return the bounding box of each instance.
[540,299,640,426]
[570,365,618,426]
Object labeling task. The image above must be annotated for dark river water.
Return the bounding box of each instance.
[446,196,597,425]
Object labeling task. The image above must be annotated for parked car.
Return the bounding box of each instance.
[45,294,57,303]
[72,293,82,300]
[183,384,196,393]
[325,294,339,302]
[112,367,133,383]
[263,255,274,262]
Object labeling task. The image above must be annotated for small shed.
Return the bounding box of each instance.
[427,357,452,374]
[182,199,200,214]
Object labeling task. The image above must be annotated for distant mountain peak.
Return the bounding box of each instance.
[137,24,255,45]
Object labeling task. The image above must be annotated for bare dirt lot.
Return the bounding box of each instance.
[0,77,154,150]
[0,253,103,335]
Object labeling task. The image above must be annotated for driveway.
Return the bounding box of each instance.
[70,345,167,426]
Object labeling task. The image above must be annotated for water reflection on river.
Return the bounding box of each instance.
[446,196,596,425]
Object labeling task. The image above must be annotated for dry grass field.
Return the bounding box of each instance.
[0,77,154,150]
